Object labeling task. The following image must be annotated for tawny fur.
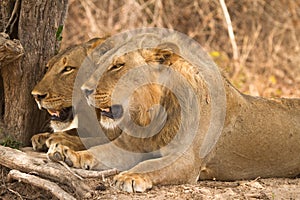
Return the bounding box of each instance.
[38,42,300,192]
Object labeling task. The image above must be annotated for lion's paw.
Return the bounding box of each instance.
[47,143,96,170]
[45,134,85,151]
[113,171,152,192]
[31,132,51,151]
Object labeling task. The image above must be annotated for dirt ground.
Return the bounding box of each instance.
[95,177,300,200]
[1,165,299,200]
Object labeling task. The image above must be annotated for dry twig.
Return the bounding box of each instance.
[72,168,118,179]
[8,169,76,200]
[219,0,239,61]
[7,188,23,200]
[59,161,84,180]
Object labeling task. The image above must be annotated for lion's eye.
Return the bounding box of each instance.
[109,63,125,71]
[61,66,75,73]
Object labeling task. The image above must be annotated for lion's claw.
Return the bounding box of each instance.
[65,157,73,167]
[53,152,63,161]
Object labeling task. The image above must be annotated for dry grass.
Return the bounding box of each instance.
[62,0,300,97]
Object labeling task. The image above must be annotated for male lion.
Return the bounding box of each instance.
[47,38,300,193]
[31,37,109,152]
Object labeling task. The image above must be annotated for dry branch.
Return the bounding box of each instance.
[22,147,118,179]
[0,32,24,66]
[59,160,118,179]
[0,145,91,198]
[8,169,76,200]
[219,0,239,61]
[72,168,118,179]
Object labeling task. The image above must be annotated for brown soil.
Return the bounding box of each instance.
[1,165,299,200]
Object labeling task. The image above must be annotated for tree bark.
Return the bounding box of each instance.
[0,0,68,145]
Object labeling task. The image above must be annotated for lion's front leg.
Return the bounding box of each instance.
[47,141,147,171]
[113,150,199,192]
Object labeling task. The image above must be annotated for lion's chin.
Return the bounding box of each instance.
[46,107,73,122]
[50,115,78,132]
[99,116,119,130]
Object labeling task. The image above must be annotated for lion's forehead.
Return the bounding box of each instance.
[36,50,85,92]
[47,47,86,70]
[115,51,146,64]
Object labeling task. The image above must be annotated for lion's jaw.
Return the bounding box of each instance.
[99,117,119,130]
[50,114,78,132]
[93,105,124,130]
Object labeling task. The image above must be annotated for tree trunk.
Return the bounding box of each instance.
[0,0,68,145]
[0,75,3,120]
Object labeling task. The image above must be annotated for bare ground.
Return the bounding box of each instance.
[1,165,299,200]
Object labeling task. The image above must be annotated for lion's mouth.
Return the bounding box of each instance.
[97,104,123,119]
[46,107,73,122]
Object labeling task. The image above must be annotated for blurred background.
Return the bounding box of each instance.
[61,0,300,97]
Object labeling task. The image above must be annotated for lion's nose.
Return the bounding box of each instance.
[83,88,94,97]
[31,91,49,101]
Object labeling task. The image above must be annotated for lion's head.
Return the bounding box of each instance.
[31,38,105,131]
[81,42,204,142]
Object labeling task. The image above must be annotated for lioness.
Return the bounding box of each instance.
[31,38,107,152]
[46,38,300,193]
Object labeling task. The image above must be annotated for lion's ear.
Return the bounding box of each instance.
[156,42,180,54]
[85,37,107,53]
[148,42,180,65]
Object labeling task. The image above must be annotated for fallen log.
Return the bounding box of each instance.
[8,169,76,200]
[21,147,119,179]
[0,145,90,198]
